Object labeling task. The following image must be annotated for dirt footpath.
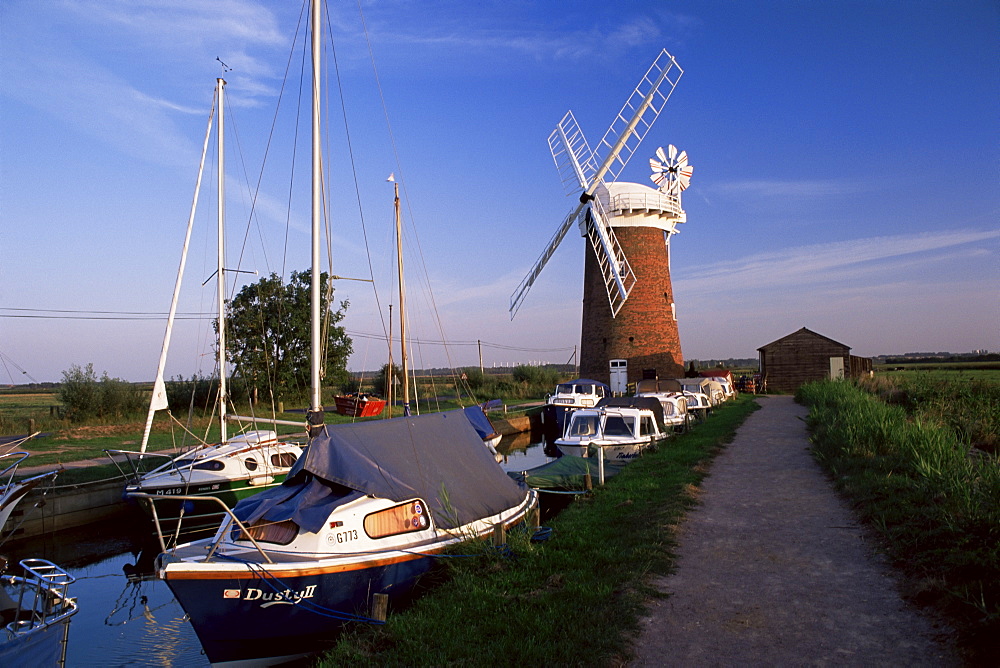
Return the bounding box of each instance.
[631,395,958,667]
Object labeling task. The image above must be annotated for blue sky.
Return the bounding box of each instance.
[2,0,998,384]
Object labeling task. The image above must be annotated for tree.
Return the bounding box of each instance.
[223,269,352,401]
[59,363,146,422]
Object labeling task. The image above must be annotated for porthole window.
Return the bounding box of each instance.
[244,457,258,471]
[271,452,297,468]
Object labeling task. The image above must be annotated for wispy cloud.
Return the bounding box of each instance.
[712,178,871,198]
[676,228,1000,299]
[65,0,286,48]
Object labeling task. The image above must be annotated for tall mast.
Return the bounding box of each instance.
[139,86,216,452]
[217,77,228,443]
[386,304,394,413]
[307,0,324,435]
[394,181,410,415]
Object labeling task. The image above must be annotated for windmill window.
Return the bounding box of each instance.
[629,336,635,343]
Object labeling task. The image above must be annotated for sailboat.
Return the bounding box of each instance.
[106,77,303,526]
[139,3,538,664]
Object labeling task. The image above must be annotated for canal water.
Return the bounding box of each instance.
[3,436,555,666]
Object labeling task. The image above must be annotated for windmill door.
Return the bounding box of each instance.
[609,359,628,394]
[829,357,845,380]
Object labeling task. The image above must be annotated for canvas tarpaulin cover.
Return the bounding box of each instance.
[597,395,667,431]
[509,455,625,491]
[233,410,529,533]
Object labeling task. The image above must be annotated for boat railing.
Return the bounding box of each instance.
[1,451,31,486]
[127,492,275,564]
[104,449,190,484]
[5,558,78,633]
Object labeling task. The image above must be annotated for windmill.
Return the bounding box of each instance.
[510,49,693,387]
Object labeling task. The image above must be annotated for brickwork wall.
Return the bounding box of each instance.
[579,226,684,385]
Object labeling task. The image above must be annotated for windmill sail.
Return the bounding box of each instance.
[510,48,682,319]
[590,49,683,187]
[548,111,596,195]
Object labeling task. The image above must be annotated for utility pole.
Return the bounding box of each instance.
[478,340,484,375]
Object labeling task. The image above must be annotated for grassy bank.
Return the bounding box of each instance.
[315,395,760,666]
[797,379,999,661]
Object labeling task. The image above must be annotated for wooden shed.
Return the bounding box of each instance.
[757,327,871,393]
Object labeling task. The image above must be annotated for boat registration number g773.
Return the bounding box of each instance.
[336,529,359,543]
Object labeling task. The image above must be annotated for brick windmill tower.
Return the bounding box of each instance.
[510,49,692,390]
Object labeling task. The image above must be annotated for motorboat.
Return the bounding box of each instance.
[554,396,669,462]
[541,378,610,444]
[634,379,689,432]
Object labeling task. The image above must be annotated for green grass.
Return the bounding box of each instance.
[314,395,760,667]
[797,379,1000,662]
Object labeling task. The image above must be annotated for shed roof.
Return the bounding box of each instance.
[757,327,851,352]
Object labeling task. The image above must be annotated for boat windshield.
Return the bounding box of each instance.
[603,416,635,437]
[568,414,599,437]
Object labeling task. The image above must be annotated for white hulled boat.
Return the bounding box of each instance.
[554,396,669,462]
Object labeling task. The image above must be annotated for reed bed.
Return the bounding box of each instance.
[797,379,999,660]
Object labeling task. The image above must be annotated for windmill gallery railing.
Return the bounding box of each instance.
[608,190,683,217]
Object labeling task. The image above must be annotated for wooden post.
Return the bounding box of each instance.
[278,401,284,413]
[371,593,388,622]
[492,523,506,546]
[584,466,593,491]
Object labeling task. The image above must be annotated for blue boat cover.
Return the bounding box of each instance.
[233,410,528,533]
[462,404,499,440]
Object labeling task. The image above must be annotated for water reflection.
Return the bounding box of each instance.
[497,434,557,472]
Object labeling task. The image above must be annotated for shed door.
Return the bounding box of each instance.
[829,356,845,380]
[609,359,628,394]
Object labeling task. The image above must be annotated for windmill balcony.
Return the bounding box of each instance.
[608,190,683,217]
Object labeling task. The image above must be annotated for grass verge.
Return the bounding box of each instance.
[315,395,759,667]
[797,380,999,662]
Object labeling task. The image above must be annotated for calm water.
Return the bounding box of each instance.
[4,437,553,666]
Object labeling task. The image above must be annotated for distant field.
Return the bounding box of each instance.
[0,391,62,432]
[875,362,1000,383]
